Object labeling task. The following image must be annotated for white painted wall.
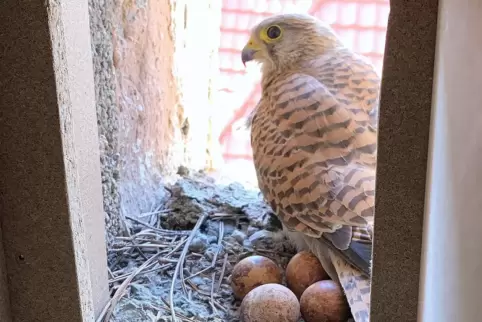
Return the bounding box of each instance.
[419,1,482,321]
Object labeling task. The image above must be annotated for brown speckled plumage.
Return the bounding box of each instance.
[242,14,379,322]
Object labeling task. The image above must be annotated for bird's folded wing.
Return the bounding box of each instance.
[268,74,376,236]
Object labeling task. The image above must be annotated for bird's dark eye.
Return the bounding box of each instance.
[266,25,282,39]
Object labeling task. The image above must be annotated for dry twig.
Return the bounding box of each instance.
[104,176,295,321]
[169,213,209,322]
[99,252,163,322]
[125,214,191,236]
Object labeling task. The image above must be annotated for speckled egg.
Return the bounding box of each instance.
[230,255,282,300]
[285,250,329,298]
[240,283,300,322]
[300,280,350,322]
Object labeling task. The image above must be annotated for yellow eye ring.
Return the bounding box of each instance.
[266,25,282,40]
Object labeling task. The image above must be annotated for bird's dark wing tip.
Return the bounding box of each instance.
[324,225,353,250]
[321,235,372,277]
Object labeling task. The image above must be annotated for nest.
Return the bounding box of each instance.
[97,172,297,322]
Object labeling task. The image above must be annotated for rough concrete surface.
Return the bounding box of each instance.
[111,0,185,219]
[89,0,123,244]
[89,0,221,244]
[89,0,184,242]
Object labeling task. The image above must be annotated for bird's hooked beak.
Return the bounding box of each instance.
[241,37,261,66]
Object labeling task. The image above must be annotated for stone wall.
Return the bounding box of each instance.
[88,0,221,244]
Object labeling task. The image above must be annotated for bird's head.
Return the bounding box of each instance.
[241,14,342,73]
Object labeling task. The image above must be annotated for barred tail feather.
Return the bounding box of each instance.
[330,251,371,322]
